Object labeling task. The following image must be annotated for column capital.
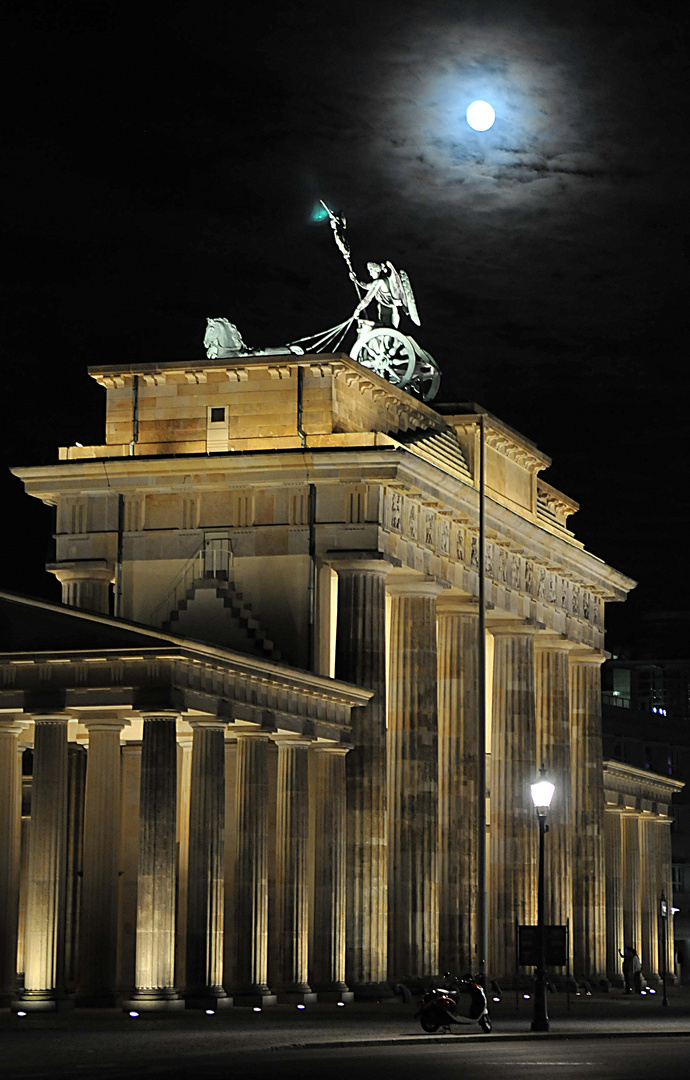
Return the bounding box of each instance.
[386,573,445,598]
[487,617,542,637]
[138,711,180,722]
[436,593,479,617]
[121,740,142,754]
[0,717,29,735]
[79,714,130,733]
[233,728,272,742]
[46,560,114,584]
[328,551,391,576]
[533,632,580,652]
[310,742,351,756]
[569,647,607,666]
[29,713,71,725]
[271,733,312,750]
[186,716,227,731]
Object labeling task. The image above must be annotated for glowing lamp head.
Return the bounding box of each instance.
[531,767,555,813]
[466,100,495,131]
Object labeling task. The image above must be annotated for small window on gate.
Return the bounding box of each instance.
[210,407,226,423]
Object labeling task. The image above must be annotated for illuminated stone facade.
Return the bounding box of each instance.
[2,350,676,1008]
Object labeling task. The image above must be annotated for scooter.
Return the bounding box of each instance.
[416,973,492,1033]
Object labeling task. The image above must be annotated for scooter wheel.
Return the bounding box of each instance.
[420,1009,442,1033]
[479,1015,492,1033]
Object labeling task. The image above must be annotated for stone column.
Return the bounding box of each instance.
[436,598,480,975]
[387,575,443,981]
[222,737,237,995]
[605,810,625,984]
[21,715,70,1010]
[233,732,275,1004]
[640,815,659,982]
[77,717,126,1005]
[534,637,573,968]
[333,556,389,993]
[47,561,113,615]
[569,651,607,978]
[0,720,26,1005]
[311,745,351,999]
[175,733,193,990]
[117,743,141,995]
[622,813,642,954]
[64,744,86,994]
[489,623,538,980]
[274,736,314,1001]
[130,714,182,1010]
[185,719,228,1008]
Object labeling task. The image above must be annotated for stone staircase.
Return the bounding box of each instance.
[162,574,282,662]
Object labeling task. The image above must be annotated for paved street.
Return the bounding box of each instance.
[2,988,690,1079]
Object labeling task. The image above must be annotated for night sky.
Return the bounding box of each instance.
[2,0,689,650]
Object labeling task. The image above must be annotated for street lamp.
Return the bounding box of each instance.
[531,766,555,1032]
[660,892,669,1007]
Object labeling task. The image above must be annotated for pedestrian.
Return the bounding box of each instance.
[632,948,644,994]
[620,946,635,993]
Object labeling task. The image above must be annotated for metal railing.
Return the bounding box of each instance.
[149,537,233,628]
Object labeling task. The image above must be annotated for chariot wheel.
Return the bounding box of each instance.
[350,327,417,387]
[406,347,441,403]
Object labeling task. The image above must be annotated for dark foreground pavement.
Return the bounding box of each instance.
[2,985,690,1079]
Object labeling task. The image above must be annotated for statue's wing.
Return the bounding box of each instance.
[399,269,420,326]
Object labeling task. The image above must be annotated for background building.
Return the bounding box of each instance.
[602,620,690,983]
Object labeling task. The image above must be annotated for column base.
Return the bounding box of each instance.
[232,992,278,1007]
[185,992,234,1011]
[351,982,395,1000]
[315,989,355,1003]
[13,994,74,1013]
[277,990,318,1004]
[123,991,185,1013]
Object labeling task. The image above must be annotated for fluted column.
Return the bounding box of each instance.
[569,651,607,978]
[78,718,126,1004]
[274,736,313,1000]
[131,714,181,1009]
[387,575,443,981]
[175,732,193,990]
[489,623,538,979]
[436,599,480,975]
[605,810,625,983]
[0,720,26,1004]
[22,715,70,1010]
[64,744,86,994]
[222,737,238,995]
[333,557,389,992]
[117,742,141,995]
[49,563,113,615]
[640,816,659,982]
[622,813,642,953]
[534,637,573,967]
[233,732,274,1003]
[311,745,351,998]
[185,719,227,1007]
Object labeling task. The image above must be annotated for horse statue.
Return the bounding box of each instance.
[204,318,303,360]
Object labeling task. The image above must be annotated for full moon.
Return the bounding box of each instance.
[466,100,496,131]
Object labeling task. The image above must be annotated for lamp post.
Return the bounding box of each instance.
[531,767,555,1032]
[659,892,669,1007]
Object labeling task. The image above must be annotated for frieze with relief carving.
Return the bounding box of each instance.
[381,486,606,630]
[440,518,450,556]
